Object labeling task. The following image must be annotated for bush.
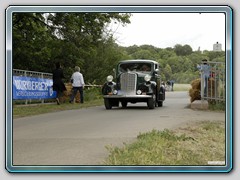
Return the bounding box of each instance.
[84,87,102,102]
[189,79,201,103]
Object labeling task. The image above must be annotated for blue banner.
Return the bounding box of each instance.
[13,76,56,99]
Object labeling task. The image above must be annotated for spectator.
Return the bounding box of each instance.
[161,81,166,89]
[52,62,66,105]
[170,80,175,91]
[197,59,211,96]
[69,66,85,104]
[166,81,171,91]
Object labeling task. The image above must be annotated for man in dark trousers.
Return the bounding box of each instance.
[52,62,66,105]
[197,59,211,96]
[170,80,175,91]
[69,66,85,104]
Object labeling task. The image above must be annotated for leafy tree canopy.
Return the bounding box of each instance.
[13,12,131,84]
[12,13,225,84]
[174,44,193,56]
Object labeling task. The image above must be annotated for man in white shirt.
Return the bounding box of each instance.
[69,66,85,103]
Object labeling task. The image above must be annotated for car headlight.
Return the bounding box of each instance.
[107,75,113,82]
[136,90,142,95]
[144,74,151,82]
[113,90,118,95]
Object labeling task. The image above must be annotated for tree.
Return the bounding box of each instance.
[202,51,225,62]
[131,49,155,59]
[12,12,131,83]
[174,44,193,56]
[12,13,225,85]
[182,45,193,56]
[163,64,172,80]
[125,45,139,55]
[84,37,127,84]
[13,13,54,72]
[158,48,176,60]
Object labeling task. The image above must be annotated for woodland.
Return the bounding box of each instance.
[13,13,225,84]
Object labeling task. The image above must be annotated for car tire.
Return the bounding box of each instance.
[104,98,112,109]
[121,101,128,108]
[147,94,156,109]
[158,101,163,107]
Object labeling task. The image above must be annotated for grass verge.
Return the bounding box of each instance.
[13,99,103,118]
[208,101,225,111]
[173,84,191,91]
[104,120,225,165]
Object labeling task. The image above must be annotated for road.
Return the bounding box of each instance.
[13,91,225,165]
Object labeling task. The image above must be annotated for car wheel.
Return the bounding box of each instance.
[104,98,112,109]
[147,94,156,109]
[158,101,163,107]
[121,101,128,108]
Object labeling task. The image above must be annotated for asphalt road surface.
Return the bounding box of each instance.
[13,91,225,165]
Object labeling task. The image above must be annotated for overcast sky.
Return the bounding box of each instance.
[110,13,225,51]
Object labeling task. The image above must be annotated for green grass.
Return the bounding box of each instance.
[13,99,103,118]
[173,84,191,91]
[208,101,225,111]
[104,120,225,165]
[13,87,104,118]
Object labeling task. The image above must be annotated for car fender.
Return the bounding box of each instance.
[102,82,116,95]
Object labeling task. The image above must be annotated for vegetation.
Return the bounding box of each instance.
[173,84,191,91]
[13,13,131,84]
[104,120,225,165]
[13,13,225,85]
[12,14,226,166]
[13,87,103,118]
[13,83,195,118]
[208,101,225,111]
[13,99,103,118]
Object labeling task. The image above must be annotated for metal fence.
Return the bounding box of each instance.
[13,69,53,79]
[200,62,225,102]
[13,69,102,105]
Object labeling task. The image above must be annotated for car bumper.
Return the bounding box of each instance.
[103,95,152,98]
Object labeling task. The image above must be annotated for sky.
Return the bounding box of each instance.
[109,13,225,51]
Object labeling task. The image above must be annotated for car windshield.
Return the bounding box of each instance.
[118,63,152,73]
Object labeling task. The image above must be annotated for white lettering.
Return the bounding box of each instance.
[14,80,21,89]
[14,79,49,91]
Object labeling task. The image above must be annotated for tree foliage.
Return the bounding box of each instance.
[13,12,131,84]
[174,44,193,56]
[12,13,225,84]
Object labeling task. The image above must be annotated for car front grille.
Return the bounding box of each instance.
[120,72,137,94]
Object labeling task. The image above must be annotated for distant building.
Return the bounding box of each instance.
[213,42,222,51]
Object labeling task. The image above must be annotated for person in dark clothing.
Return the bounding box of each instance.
[52,62,66,105]
[170,80,175,91]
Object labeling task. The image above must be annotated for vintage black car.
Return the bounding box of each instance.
[102,59,165,109]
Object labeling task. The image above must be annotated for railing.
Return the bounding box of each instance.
[13,69,53,79]
[13,69,102,105]
[199,62,225,102]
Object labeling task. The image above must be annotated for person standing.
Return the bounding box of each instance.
[69,66,85,104]
[52,62,67,105]
[197,59,211,96]
[170,80,175,91]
